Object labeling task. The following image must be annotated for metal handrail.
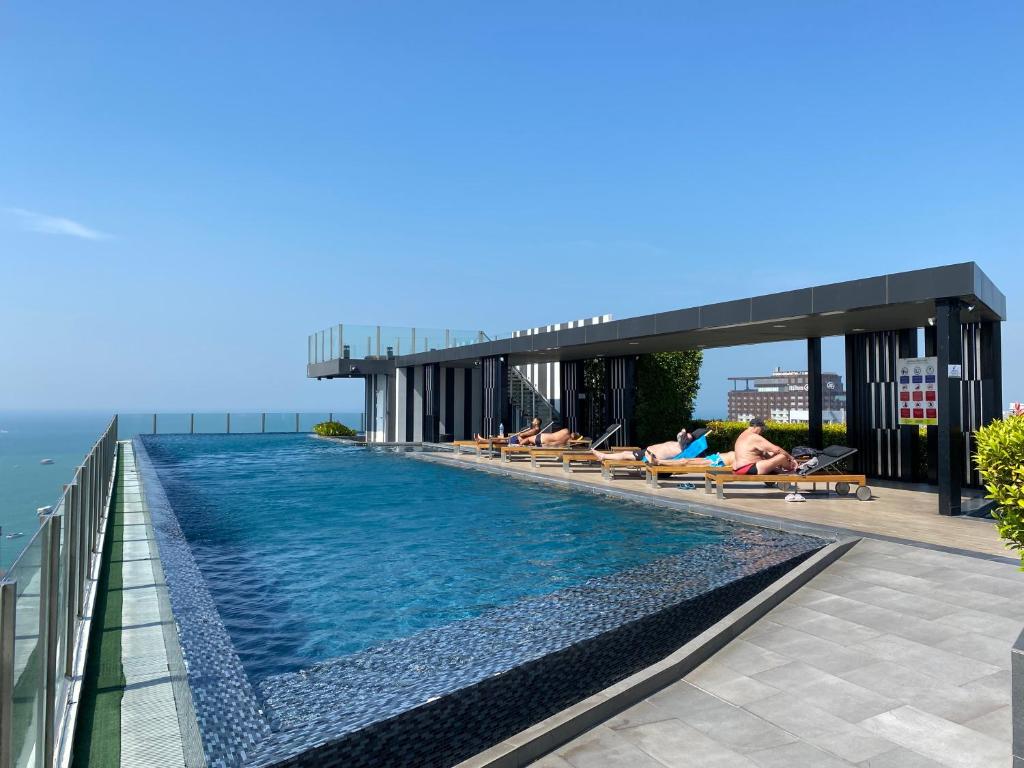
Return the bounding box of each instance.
[0,416,118,768]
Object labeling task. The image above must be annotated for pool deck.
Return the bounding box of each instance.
[440,451,1010,561]
[434,451,1020,768]
[531,537,1019,768]
[84,444,1021,767]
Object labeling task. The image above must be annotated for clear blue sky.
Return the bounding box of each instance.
[2,1,1020,417]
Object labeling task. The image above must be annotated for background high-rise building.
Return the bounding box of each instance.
[727,368,845,423]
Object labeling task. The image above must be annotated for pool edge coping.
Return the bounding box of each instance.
[454,536,861,768]
[415,450,1017,566]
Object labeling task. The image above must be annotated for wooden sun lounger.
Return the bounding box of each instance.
[500,441,590,463]
[644,463,726,488]
[705,470,872,500]
[560,449,640,474]
[599,459,646,479]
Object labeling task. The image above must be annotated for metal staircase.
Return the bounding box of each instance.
[507,365,560,429]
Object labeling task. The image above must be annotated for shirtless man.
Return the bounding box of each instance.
[475,417,542,445]
[732,418,798,475]
[591,428,703,462]
[530,427,583,447]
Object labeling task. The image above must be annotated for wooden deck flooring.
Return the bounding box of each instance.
[442,453,1011,561]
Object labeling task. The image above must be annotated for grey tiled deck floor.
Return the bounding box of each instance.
[535,539,1019,768]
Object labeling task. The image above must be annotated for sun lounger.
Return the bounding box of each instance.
[705,446,870,499]
[501,439,590,463]
[560,449,640,474]
[600,459,646,479]
[645,463,727,488]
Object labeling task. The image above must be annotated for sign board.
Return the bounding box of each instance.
[897,356,938,426]
[947,364,962,379]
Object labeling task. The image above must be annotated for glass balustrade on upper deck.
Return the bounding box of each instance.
[308,325,494,363]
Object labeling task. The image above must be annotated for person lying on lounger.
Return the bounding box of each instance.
[475,417,542,445]
[648,450,735,467]
[529,427,583,447]
[731,418,798,476]
[591,427,703,462]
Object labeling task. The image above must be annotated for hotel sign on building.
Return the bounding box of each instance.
[727,368,846,424]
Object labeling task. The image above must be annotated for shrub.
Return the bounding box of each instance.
[312,420,357,438]
[634,351,703,447]
[974,416,1024,568]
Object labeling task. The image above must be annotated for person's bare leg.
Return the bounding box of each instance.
[656,456,712,467]
[592,449,636,460]
[754,453,797,475]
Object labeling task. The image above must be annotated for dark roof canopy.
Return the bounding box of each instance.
[309,262,1005,377]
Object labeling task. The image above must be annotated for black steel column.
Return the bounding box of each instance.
[605,356,638,445]
[560,360,585,434]
[807,337,823,448]
[404,367,415,442]
[481,356,508,436]
[935,298,963,516]
[982,320,1003,424]
[423,363,441,442]
[443,368,455,441]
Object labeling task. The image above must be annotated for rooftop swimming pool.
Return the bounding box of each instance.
[136,434,826,768]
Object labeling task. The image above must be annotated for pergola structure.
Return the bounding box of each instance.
[308,262,1006,516]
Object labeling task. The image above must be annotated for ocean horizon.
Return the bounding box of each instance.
[0,410,362,569]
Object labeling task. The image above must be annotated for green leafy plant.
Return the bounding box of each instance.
[312,420,357,438]
[974,415,1024,568]
[634,350,703,447]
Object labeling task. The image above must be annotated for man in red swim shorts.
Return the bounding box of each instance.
[732,418,799,476]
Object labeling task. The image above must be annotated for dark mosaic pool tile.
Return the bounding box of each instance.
[137,436,826,768]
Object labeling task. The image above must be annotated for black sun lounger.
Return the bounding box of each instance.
[588,423,622,451]
[797,445,858,476]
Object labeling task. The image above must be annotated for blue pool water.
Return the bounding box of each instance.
[142,434,749,683]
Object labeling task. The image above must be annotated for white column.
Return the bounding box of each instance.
[395,367,408,442]
[413,365,424,442]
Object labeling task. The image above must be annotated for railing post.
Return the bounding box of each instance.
[338,324,343,358]
[0,578,16,768]
[261,413,266,433]
[76,468,87,617]
[295,413,300,432]
[65,483,79,675]
[43,515,60,767]
[152,413,157,434]
[376,326,381,357]
[226,413,231,434]
[411,327,416,354]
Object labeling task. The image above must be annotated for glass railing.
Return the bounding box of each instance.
[307,318,614,364]
[307,324,489,364]
[114,412,364,437]
[0,416,118,768]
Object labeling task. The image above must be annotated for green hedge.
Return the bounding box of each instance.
[312,420,357,437]
[698,421,848,454]
[975,416,1024,568]
[634,351,703,447]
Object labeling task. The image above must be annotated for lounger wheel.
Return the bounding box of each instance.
[834,482,850,496]
[856,485,872,501]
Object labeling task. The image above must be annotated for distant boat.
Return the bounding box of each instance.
[40,458,55,465]
[6,532,24,540]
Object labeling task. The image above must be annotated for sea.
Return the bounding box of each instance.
[0,411,363,570]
